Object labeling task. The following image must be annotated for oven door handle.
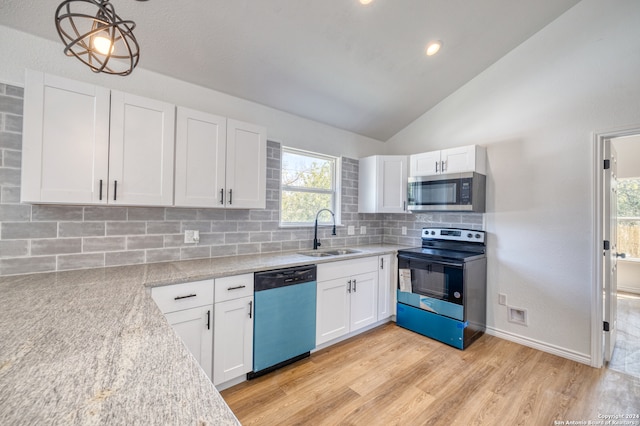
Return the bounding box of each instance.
[398,255,464,268]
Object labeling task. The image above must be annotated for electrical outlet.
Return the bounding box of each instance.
[347,225,355,235]
[401,226,407,235]
[360,226,367,235]
[184,230,200,244]
[498,293,507,306]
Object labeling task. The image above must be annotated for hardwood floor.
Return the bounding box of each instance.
[221,323,640,425]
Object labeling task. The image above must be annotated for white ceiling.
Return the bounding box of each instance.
[0,0,581,141]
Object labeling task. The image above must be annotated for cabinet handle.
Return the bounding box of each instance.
[113,180,118,201]
[174,294,197,300]
[353,279,357,293]
[403,201,406,211]
[228,189,233,205]
[206,310,211,330]
[441,160,446,173]
[347,279,352,293]
[380,258,384,269]
[435,161,439,173]
[227,285,246,291]
[248,301,253,319]
[99,179,103,201]
[220,188,224,205]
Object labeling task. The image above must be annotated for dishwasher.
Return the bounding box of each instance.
[248,264,317,379]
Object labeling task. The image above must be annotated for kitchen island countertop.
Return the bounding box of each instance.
[0,244,405,425]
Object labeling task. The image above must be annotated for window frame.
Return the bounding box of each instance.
[279,147,341,227]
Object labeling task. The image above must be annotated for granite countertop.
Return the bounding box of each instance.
[0,244,404,425]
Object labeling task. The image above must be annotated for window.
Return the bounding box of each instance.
[280,147,340,226]
[617,177,640,259]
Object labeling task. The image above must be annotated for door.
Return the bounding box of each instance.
[603,140,618,363]
[213,296,253,385]
[350,271,378,332]
[316,278,350,345]
[109,91,175,206]
[174,107,227,208]
[21,70,110,204]
[377,255,393,320]
[379,156,408,213]
[225,119,267,209]
[165,305,213,380]
[410,151,441,176]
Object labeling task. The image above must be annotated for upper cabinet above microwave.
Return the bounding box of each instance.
[21,70,175,206]
[409,145,486,177]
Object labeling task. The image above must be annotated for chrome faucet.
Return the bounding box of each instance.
[313,208,336,250]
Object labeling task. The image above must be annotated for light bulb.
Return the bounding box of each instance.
[93,35,113,55]
[426,40,442,56]
[359,0,373,5]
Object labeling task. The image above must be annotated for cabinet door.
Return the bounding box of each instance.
[440,145,476,174]
[109,91,175,206]
[378,156,408,213]
[174,107,227,208]
[165,305,213,381]
[316,278,350,345]
[225,119,266,209]
[377,254,393,320]
[21,70,110,204]
[213,296,253,385]
[350,271,378,332]
[409,151,441,177]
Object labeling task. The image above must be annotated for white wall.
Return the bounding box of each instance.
[387,0,640,361]
[0,26,384,159]
[618,261,640,295]
[613,135,640,179]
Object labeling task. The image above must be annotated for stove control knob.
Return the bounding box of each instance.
[430,231,436,235]
[454,291,461,299]
[467,233,473,238]
[475,234,481,239]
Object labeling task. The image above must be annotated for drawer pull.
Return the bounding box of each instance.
[227,285,246,291]
[248,301,253,319]
[174,294,197,300]
[206,310,211,330]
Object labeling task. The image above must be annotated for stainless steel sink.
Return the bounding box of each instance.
[297,248,361,257]
[298,251,333,257]
[323,249,361,255]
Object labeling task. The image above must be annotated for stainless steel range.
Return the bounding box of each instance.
[396,228,487,349]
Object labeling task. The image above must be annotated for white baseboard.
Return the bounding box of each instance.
[618,285,640,295]
[485,326,592,366]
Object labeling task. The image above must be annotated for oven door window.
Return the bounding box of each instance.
[410,262,464,305]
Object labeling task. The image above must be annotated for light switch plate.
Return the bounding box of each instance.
[347,225,355,235]
[360,226,366,235]
[401,226,407,235]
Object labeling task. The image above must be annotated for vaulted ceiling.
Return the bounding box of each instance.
[0,0,582,141]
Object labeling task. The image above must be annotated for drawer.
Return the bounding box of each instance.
[317,256,379,282]
[215,273,254,303]
[152,279,214,314]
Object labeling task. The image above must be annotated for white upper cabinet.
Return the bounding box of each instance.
[174,111,266,209]
[174,107,227,207]
[225,119,267,209]
[109,91,175,206]
[410,145,486,177]
[22,70,110,204]
[21,70,175,206]
[358,155,408,213]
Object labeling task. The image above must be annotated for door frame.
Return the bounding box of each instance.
[592,126,640,368]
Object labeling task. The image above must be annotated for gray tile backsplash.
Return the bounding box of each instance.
[0,81,484,276]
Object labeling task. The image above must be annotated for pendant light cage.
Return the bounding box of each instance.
[55,0,140,76]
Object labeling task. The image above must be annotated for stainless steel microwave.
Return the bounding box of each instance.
[407,172,486,212]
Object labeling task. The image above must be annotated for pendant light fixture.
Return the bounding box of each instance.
[54,0,141,76]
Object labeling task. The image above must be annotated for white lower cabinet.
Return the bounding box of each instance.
[316,257,379,346]
[213,274,254,386]
[151,280,214,380]
[377,254,394,320]
[164,306,213,379]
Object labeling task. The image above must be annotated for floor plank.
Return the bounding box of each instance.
[221,323,640,425]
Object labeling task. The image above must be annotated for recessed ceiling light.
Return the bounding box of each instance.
[426,40,443,56]
[359,0,373,5]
